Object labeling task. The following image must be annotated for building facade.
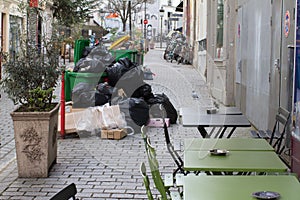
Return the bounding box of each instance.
[0,0,25,57]
[184,0,295,131]
[0,0,54,79]
[183,0,299,175]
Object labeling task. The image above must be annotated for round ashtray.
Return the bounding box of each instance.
[207,108,217,114]
[209,149,229,156]
[252,191,280,199]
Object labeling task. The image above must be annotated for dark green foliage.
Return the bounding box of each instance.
[0,29,62,112]
[52,0,98,27]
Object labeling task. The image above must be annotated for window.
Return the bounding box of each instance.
[9,15,22,57]
[198,39,207,51]
[215,0,224,58]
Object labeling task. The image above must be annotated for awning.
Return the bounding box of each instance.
[106,13,119,19]
[175,1,183,12]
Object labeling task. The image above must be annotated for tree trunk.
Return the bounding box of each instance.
[122,20,127,32]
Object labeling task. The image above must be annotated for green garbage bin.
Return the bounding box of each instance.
[109,49,138,62]
[64,71,107,102]
[136,52,144,65]
[74,39,90,65]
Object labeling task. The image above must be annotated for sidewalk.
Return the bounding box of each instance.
[0,48,251,199]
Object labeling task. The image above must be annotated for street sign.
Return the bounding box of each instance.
[29,0,38,7]
[144,19,148,24]
[171,13,183,17]
[284,10,290,37]
[169,18,179,21]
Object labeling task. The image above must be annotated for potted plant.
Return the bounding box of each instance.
[0,7,62,177]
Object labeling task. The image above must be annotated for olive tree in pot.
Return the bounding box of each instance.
[0,8,62,178]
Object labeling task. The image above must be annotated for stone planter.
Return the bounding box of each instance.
[10,103,59,178]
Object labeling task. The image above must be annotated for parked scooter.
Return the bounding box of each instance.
[163,31,190,64]
[177,43,192,65]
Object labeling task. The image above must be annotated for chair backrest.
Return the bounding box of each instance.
[141,126,168,199]
[146,137,169,200]
[160,104,185,176]
[50,183,78,200]
[270,107,291,154]
[141,125,149,151]
[140,162,154,200]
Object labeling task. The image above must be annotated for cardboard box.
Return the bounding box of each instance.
[58,105,126,135]
[58,108,86,134]
[147,118,170,127]
[101,129,127,140]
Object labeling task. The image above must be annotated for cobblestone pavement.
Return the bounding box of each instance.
[0,47,252,199]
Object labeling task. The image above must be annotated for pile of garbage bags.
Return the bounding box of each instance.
[71,45,178,132]
[73,45,115,73]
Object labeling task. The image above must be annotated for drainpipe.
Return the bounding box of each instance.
[60,70,65,139]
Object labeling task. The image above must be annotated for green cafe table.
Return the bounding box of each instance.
[183,175,300,200]
[184,150,288,173]
[184,138,274,151]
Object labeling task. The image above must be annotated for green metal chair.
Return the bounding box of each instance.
[141,126,182,200]
[140,162,155,200]
[250,107,291,155]
[50,183,78,200]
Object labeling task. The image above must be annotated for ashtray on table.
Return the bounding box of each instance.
[206,108,217,114]
[251,191,280,199]
[209,149,229,156]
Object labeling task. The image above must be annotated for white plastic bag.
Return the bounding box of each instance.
[73,107,102,134]
[98,104,127,129]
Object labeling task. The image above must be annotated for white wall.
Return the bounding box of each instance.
[195,0,207,75]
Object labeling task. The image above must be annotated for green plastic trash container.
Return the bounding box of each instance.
[136,52,144,65]
[64,71,107,102]
[109,49,138,62]
[74,39,90,65]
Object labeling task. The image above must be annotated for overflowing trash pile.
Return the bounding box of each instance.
[163,31,192,64]
[66,44,178,135]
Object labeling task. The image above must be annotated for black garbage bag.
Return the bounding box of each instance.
[72,82,96,108]
[82,46,94,58]
[118,57,132,68]
[111,97,150,132]
[95,91,109,106]
[147,93,178,124]
[105,62,124,87]
[101,54,116,66]
[131,83,155,101]
[128,98,149,126]
[73,57,106,73]
[95,82,114,106]
[87,45,110,57]
[115,68,144,97]
[87,45,115,66]
[97,82,114,96]
[106,58,144,91]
